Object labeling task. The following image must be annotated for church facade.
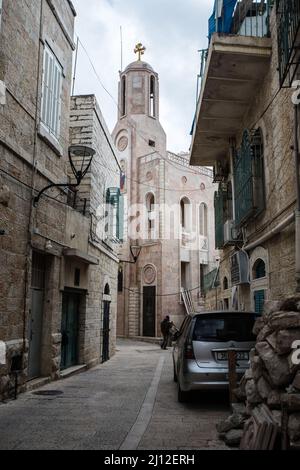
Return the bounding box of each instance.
[113,48,218,338]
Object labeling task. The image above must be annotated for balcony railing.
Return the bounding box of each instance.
[209,0,272,42]
[276,0,300,87]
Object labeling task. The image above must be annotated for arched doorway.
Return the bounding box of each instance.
[102,283,111,363]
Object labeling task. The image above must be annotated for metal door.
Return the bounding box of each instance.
[61,293,80,370]
[28,252,46,380]
[102,301,110,363]
[143,286,156,337]
[28,290,44,379]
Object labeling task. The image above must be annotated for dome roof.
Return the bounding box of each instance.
[124,60,155,74]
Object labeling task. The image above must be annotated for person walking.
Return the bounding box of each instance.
[160,315,173,350]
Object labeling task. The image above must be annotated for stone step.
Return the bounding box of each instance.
[26,377,52,392]
[60,364,88,379]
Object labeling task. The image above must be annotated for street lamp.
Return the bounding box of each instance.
[119,245,142,264]
[33,145,95,207]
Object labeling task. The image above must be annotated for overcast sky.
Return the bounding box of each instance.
[71,0,213,153]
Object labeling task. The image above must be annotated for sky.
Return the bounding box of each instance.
[71,0,213,153]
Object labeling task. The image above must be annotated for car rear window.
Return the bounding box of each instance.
[192,314,256,343]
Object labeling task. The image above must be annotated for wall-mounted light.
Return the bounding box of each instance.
[33,145,95,207]
[119,245,142,264]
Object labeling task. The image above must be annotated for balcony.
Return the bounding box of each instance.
[190,0,272,166]
[276,0,300,87]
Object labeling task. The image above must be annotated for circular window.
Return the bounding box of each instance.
[117,136,128,152]
[143,265,156,284]
[182,176,187,185]
[146,171,153,181]
[200,183,206,191]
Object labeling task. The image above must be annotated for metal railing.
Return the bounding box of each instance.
[209,0,273,41]
[276,0,300,87]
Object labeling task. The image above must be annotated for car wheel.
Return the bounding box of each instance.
[177,383,189,403]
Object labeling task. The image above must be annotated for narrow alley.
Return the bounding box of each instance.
[0,340,229,451]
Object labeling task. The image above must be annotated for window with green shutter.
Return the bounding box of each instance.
[106,188,123,242]
[254,290,265,316]
[234,129,265,227]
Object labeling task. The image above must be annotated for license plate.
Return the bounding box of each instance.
[216,351,249,361]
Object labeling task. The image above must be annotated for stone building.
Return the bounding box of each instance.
[113,49,218,338]
[190,0,300,313]
[0,1,120,400]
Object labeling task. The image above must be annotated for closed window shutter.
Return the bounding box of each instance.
[41,45,62,140]
[254,290,265,315]
[118,194,124,241]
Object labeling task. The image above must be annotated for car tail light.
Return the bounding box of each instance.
[184,341,195,360]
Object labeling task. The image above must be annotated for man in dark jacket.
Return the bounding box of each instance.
[161,315,173,350]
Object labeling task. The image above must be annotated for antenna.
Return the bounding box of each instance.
[72,36,79,96]
[120,26,123,72]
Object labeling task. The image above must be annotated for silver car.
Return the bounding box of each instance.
[172,311,257,402]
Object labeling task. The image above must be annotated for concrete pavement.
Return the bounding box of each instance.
[0,339,230,450]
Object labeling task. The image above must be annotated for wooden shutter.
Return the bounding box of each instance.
[41,44,62,140]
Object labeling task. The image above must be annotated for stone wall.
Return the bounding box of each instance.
[0,0,76,400]
[217,298,300,449]
[203,7,297,313]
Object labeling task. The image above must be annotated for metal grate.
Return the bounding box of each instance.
[32,390,63,396]
[277,0,300,87]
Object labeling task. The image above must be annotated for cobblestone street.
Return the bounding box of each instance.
[0,340,230,450]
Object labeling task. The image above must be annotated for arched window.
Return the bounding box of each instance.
[120,160,126,192]
[180,197,191,231]
[104,283,110,296]
[121,76,126,116]
[146,193,155,238]
[118,268,123,292]
[253,259,266,279]
[150,75,156,118]
[199,203,208,236]
[223,277,229,290]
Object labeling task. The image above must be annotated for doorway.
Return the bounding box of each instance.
[61,292,80,370]
[143,286,156,337]
[102,284,111,363]
[28,252,46,380]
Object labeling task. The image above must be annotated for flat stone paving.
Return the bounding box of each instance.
[0,339,230,450]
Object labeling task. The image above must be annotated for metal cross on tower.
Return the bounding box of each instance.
[134,43,146,61]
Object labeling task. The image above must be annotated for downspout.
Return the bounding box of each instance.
[244,213,295,252]
[294,104,300,292]
[22,0,44,353]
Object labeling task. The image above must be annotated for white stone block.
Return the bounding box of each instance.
[0,81,6,105]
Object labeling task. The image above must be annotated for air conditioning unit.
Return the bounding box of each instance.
[230,251,250,286]
[224,220,239,246]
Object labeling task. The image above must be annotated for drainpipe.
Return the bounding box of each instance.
[244,213,295,252]
[294,105,300,292]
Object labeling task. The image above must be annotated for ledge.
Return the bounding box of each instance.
[38,123,63,157]
[63,248,99,265]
